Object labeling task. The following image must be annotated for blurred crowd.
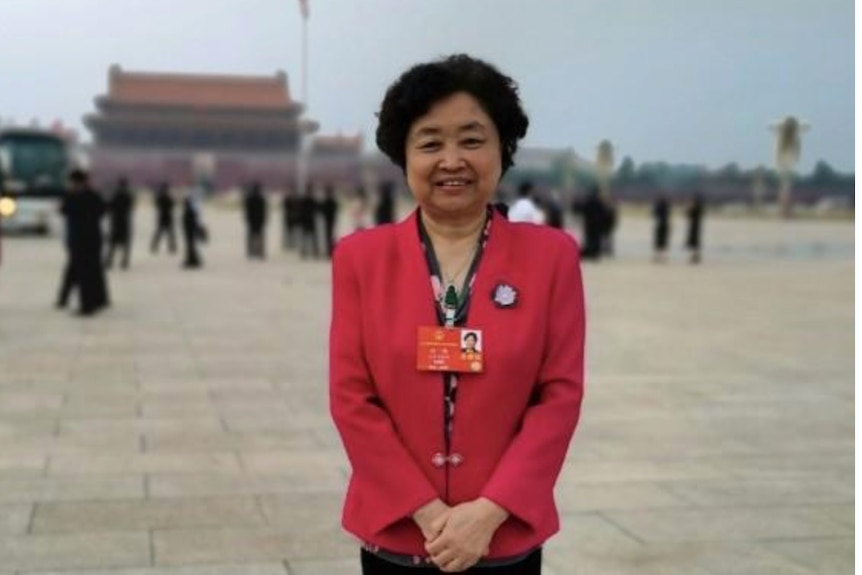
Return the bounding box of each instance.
[51,169,705,317]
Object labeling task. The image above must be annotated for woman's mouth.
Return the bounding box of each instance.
[436,178,472,191]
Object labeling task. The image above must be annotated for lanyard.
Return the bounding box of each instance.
[417,208,492,328]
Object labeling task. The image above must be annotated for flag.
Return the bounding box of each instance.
[298,0,309,20]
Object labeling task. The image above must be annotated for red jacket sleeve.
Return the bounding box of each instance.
[329,241,439,534]
[480,236,585,529]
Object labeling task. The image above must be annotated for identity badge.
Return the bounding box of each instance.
[417,326,484,373]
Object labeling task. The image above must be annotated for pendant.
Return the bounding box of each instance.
[444,284,459,308]
[443,284,458,327]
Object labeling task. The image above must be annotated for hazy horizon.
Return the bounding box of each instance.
[1,0,854,172]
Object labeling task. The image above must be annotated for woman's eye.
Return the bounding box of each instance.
[418,142,441,151]
[463,139,484,148]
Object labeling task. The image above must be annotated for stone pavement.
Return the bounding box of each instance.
[0,204,853,574]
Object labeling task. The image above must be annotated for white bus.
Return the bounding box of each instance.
[0,128,70,234]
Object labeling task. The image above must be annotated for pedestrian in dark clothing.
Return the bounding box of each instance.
[572,187,607,260]
[151,183,177,254]
[104,177,135,269]
[600,197,618,257]
[56,189,77,309]
[685,192,704,264]
[243,182,267,259]
[181,192,205,269]
[320,184,339,258]
[281,185,300,251]
[56,257,76,309]
[374,181,396,226]
[298,182,319,259]
[56,196,77,310]
[653,193,671,263]
[542,193,565,229]
[57,169,110,316]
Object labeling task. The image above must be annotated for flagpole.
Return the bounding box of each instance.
[296,2,309,201]
[301,12,308,105]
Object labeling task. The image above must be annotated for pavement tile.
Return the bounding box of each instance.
[32,496,266,533]
[0,532,150,570]
[143,430,319,453]
[663,477,854,507]
[763,538,854,574]
[28,566,288,575]
[287,558,358,575]
[555,482,688,513]
[0,476,145,504]
[153,527,356,565]
[149,473,345,499]
[0,503,33,535]
[602,506,851,543]
[48,452,241,475]
[547,541,814,575]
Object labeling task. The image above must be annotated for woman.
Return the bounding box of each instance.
[330,54,585,574]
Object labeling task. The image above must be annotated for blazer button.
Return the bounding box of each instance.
[432,453,447,468]
[449,453,464,467]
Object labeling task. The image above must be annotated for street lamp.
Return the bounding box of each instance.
[595,140,614,199]
[770,116,810,218]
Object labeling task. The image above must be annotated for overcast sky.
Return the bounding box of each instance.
[1,0,854,172]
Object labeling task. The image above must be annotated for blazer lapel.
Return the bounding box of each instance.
[469,209,513,326]
[395,209,439,327]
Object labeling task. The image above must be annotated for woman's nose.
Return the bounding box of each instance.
[438,144,465,169]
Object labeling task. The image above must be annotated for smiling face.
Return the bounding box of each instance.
[405,92,502,224]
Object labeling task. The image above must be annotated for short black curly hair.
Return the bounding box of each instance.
[376,54,529,175]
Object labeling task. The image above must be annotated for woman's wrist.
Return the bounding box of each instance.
[476,497,510,529]
[413,498,448,525]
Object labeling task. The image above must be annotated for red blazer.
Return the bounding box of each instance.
[329,209,585,559]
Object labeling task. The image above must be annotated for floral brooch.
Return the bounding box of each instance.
[492,282,518,308]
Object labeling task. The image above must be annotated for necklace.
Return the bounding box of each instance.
[441,243,479,299]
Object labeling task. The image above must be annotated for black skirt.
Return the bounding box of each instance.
[360,548,542,574]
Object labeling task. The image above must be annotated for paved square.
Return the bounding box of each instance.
[0,203,853,574]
